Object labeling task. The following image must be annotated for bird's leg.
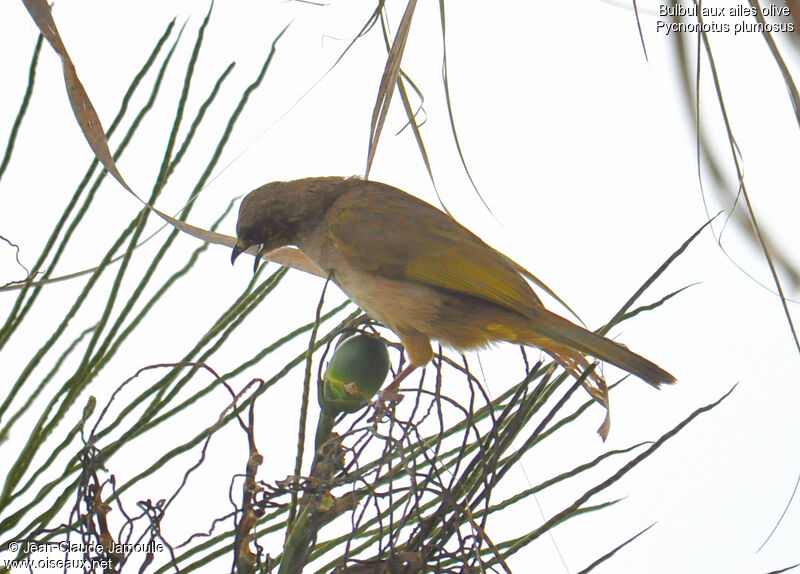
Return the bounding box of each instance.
[374,336,430,412]
[379,363,419,402]
[370,364,419,421]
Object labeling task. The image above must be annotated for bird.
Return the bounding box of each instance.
[231,176,676,436]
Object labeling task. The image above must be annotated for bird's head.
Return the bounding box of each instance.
[231,178,345,273]
[231,181,297,273]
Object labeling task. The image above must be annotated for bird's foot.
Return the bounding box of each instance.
[369,386,404,421]
[369,364,418,420]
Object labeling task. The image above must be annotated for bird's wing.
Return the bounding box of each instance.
[325,182,543,316]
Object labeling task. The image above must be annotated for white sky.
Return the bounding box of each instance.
[1,0,799,572]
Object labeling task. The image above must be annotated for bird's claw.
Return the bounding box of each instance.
[369,387,404,421]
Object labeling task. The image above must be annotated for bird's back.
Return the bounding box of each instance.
[300,178,546,320]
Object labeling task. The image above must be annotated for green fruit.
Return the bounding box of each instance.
[321,334,390,413]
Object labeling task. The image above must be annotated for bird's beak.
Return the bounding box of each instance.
[252,245,265,274]
[231,240,265,274]
[231,240,246,265]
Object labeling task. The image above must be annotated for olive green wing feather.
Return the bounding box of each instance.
[326,182,543,316]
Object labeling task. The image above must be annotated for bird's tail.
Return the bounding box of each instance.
[484,306,675,439]
[523,308,676,388]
